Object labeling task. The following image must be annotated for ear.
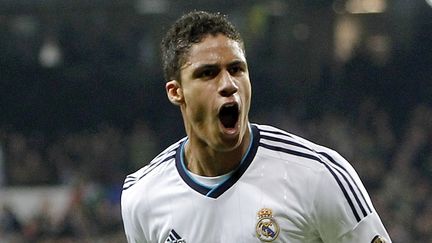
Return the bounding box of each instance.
[166,80,184,106]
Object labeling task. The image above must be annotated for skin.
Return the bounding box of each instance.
[166,34,252,177]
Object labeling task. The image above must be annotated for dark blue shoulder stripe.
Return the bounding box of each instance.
[259,142,362,222]
[126,140,183,181]
[122,144,179,191]
[321,154,369,218]
[139,154,176,181]
[318,151,372,213]
[261,133,372,217]
[123,153,175,190]
[258,127,294,138]
[125,149,177,182]
[149,138,185,162]
[261,132,371,213]
[124,177,136,184]
[258,129,371,222]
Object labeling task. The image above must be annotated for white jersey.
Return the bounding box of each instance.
[121,124,391,243]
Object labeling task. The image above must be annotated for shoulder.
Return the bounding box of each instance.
[255,123,372,212]
[122,137,185,191]
[255,123,338,154]
[254,124,346,171]
[120,138,186,241]
[254,124,377,237]
[255,124,362,194]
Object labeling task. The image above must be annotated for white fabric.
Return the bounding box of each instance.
[121,124,391,243]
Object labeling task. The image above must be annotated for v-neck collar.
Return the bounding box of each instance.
[175,124,260,198]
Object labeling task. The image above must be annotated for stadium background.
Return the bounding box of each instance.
[0,0,431,242]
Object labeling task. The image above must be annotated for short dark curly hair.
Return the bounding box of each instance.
[161,10,244,82]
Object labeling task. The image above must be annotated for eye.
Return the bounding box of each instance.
[228,63,245,76]
[194,66,219,79]
[200,69,216,78]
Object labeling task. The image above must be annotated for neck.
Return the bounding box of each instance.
[184,128,251,177]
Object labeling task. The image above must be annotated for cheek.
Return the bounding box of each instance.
[184,92,211,122]
[241,81,252,104]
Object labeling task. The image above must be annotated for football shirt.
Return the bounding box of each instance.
[121,124,391,243]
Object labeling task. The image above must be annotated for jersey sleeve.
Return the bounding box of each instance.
[337,212,391,242]
[121,185,149,243]
[312,150,392,243]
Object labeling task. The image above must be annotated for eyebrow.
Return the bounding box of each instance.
[192,60,246,70]
[194,63,219,70]
[191,64,219,78]
[228,60,247,68]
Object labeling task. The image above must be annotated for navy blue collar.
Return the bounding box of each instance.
[175,124,260,198]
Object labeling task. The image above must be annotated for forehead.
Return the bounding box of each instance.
[183,34,246,67]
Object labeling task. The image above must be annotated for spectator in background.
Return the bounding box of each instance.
[0,204,21,234]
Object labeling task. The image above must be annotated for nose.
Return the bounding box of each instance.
[218,71,238,97]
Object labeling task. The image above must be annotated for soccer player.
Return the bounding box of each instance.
[121,10,391,243]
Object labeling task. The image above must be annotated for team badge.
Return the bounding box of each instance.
[256,208,280,242]
[371,235,386,243]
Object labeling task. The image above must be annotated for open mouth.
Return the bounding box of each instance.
[218,103,240,129]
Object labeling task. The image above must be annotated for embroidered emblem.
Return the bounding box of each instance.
[371,235,386,243]
[256,208,280,242]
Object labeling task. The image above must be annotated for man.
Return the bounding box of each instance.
[121,10,391,243]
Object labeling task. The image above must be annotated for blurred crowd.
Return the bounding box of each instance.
[0,120,159,242]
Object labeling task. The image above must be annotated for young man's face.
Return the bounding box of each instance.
[167,34,251,152]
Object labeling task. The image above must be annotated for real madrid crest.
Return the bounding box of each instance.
[256,208,280,242]
[371,235,386,243]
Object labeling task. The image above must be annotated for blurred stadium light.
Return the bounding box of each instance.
[332,0,387,14]
[345,0,387,14]
[39,37,63,68]
[135,0,168,14]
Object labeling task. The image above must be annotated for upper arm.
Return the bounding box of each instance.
[121,188,148,243]
[312,151,391,242]
[338,212,391,242]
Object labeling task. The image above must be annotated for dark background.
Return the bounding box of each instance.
[0,0,431,242]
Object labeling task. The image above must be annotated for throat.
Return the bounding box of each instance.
[183,141,245,177]
[182,123,252,177]
[185,151,239,177]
